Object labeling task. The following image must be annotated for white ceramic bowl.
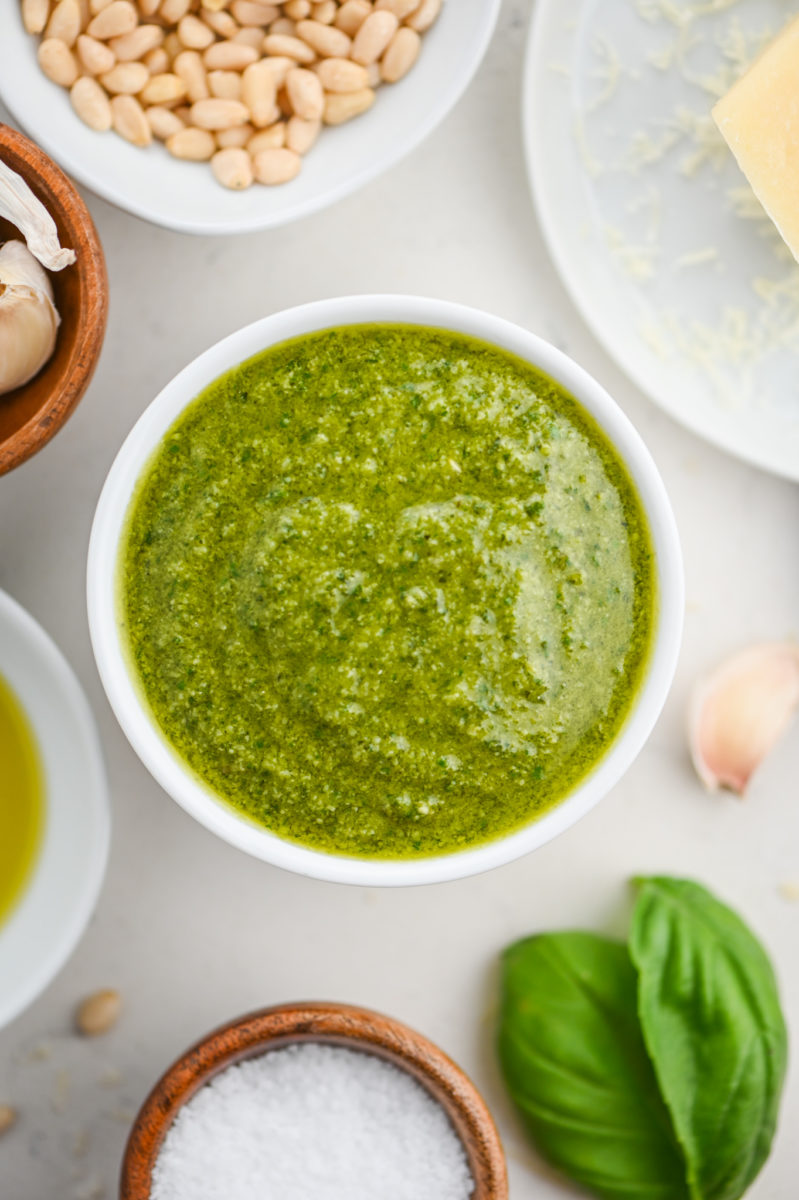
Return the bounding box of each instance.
[0,589,109,1030]
[0,3,500,235]
[88,295,684,887]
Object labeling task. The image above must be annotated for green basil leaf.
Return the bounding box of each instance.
[630,877,788,1200]
[498,932,689,1200]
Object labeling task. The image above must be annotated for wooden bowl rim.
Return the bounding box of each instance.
[0,123,108,474]
[119,1000,508,1200]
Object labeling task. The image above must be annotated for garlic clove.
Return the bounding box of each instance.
[0,158,76,272]
[0,240,59,395]
[689,642,799,795]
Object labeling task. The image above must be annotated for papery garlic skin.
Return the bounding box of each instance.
[690,642,799,795]
[0,240,60,395]
[0,159,76,271]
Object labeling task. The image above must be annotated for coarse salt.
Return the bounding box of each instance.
[150,1042,475,1200]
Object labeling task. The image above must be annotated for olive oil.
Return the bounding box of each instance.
[0,673,43,926]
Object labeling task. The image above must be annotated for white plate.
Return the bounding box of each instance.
[0,2,500,235]
[524,0,799,482]
[0,590,109,1030]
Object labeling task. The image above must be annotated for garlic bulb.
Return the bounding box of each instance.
[0,240,59,395]
[689,642,799,795]
[0,158,76,271]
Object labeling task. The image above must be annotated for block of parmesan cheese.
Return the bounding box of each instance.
[713,14,799,263]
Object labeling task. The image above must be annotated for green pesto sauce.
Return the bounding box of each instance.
[122,325,655,859]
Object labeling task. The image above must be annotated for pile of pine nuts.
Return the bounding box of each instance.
[21,0,441,189]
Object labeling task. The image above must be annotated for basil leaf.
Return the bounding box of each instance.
[498,932,689,1200]
[630,877,788,1200]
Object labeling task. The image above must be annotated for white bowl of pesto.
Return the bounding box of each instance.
[88,296,683,886]
[0,589,109,1029]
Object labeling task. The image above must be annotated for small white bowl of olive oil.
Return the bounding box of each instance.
[0,589,109,1030]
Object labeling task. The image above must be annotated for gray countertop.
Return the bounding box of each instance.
[1,3,798,1197]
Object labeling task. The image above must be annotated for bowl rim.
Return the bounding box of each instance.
[0,3,502,235]
[87,294,684,887]
[119,1000,508,1200]
[0,123,108,475]
[0,587,110,1030]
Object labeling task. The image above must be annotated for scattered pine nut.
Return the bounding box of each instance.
[75,989,122,1037]
[0,1105,17,1136]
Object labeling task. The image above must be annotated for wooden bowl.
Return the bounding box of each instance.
[120,1001,509,1200]
[0,124,107,475]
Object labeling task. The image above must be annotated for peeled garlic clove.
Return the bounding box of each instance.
[0,240,59,395]
[689,642,799,795]
[0,158,76,272]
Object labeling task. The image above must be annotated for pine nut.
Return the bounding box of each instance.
[203,40,259,70]
[110,93,151,144]
[211,146,253,188]
[268,16,295,35]
[312,0,336,23]
[375,0,418,17]
[202,8,237,37]
[76,989,122,1037]
[163,31,182,59]
[146,103,185,138]
[109,24,163,61]
[241,58,277,126]
[159,0,191,22]
[314,56,368,92]
[173,50,209,101]
[76,31,115,73]
[201,0,227,10]
[166,126,216,158]
[70,74,112,128]
[261,33,315,63]
[323,85,374,123]
[350,10,396,64]
[247,122,285,151]
[0,1105,17,1136]
[190,97,250,129]
[100,60,149,93]
[295,18,350,57]
[38,38,79,85]
[233,27,264,49]
[365,59,380,87]
[45,0,81,46]
[334,0,370,36]
[285,65,323,120]
[406,0,440,33]
[89,0,112,12]
[86,0,137,39]
[215,121,253,146]
[22,0,51,35]
[380,26,419,82]
[252,145,301,183]
[140,71,187,104]
[208,69,241,99]
[283,0,310,17]
[231,0,277,26]
[144,45,169,72]
[286,113,320,153]
[177,13,214,49]
[138,0,159,13]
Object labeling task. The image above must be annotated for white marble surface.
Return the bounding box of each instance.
[1,2,798,1197]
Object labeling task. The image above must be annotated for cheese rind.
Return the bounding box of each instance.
[713,14,799,263]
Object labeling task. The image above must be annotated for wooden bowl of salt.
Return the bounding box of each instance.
[120,1000,508,1200]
